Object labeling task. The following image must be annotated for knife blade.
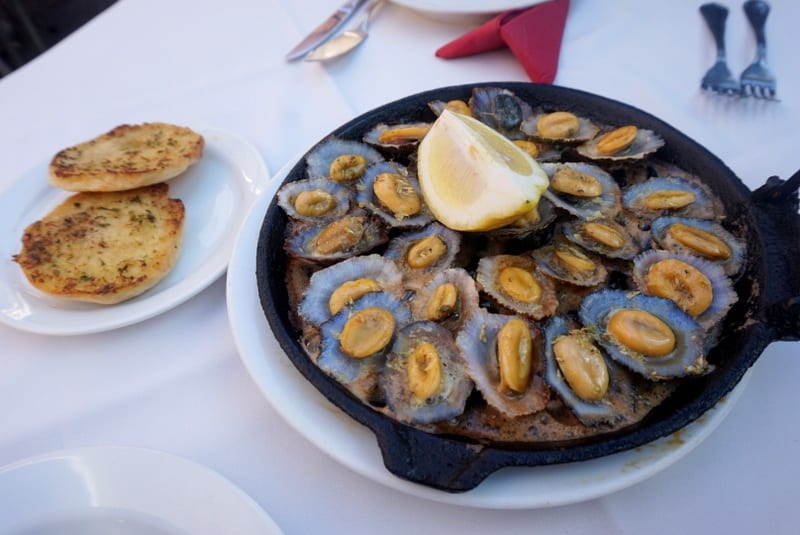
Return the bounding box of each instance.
[286,0,369,61]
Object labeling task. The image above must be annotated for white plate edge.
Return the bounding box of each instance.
[0,445,284,535]
[226,160,750,509]
[0,126,270,336]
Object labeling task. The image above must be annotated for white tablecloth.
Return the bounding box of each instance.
[1,0,799,533]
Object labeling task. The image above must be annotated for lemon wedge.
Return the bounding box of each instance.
[417,109,550,232]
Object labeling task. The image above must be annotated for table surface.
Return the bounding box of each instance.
[1,0,798,533]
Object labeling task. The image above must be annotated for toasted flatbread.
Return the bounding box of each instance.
[14,183,185,304]
[49,122,204,192]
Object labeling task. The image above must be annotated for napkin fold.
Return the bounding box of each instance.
[435,0,570,84]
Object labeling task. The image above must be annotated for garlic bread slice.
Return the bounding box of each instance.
[49,122,204,192]
[14,183,185,304]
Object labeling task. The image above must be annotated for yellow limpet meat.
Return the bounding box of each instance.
[373,173,421,217]
[555,246,596,273]
[312,215,365,255]
[644,190,697,210]
[498,266,543,304]
[553,334,609,402]
[426,282,459,321]
[537,111,581,139]
[513,139,540,158]
[607,309,676,357]
[328,278,382,316]
[550,168,603,198]
[443,100,472,116]
[294,189,337,217]
[406,342,443,400]
[646,259,714,316]
[668,223,732,260]
[583,222,625,249]
[339,307,396,358]
[329,154,368,182]
[496,318,533,394]
[596,125,638,155]
[378,125,431,145]
[406,235,447,268]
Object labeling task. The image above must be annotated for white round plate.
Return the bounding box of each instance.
[227,163,749,509]
[0,127,269,335]
[0,446,283,535]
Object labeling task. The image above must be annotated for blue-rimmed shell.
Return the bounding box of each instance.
[543,316,639,426]
[541,162,621,220]
[651,216,746,277]
[475,255,558,320]
[561,218,642,260]
[362,122,431,157]
[277,177,352,223]
[383,222,461,290]
[486,197,558,239]
[456,310,549,417]
[576,127,664,161]
[354,161,434,228]
[410,268,480,334]
[532,240,608,287]
[622,177,721,220]
[468,87,533,140]
[380,321,473,425]
[284,210,388,263]
[631,250,738,330]
[318,291,412,402]
[579,290,709,380]
[520,112,600,144]
[298,254,405,327]
[305,136,384,180]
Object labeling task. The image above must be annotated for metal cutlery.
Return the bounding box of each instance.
[700,3,740,96]
[304,0,385,62]
[740,0,777,99]
[285,0,368,62]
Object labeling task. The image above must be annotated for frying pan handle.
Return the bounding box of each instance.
[750,169,800,342]
[374,422,496,492]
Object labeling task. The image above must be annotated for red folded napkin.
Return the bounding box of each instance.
[435,0,570,84]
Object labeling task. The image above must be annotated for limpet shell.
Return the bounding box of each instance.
[305,136,383,179]
[561,218,642,260]
[283,211,389,263]
[576,127,664,161]
[579,290,709,380]
[651,216,746,277]
[475,255,559,320]
[520,111,600,144]
[410,268,481,333]
[354,161,434,228]
[622,176,722,221]
[380,321,473,425]
[541,162,622,220]
[631,250,738,330]
[457,310,550,417]
[277,177,352,223]
[383,222,461,290]
[318,291,412,402]
[543,316,639,425]
[298,254,405,327]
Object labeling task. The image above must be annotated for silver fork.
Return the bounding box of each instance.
[700,3,740,95]
[740,0,777,99]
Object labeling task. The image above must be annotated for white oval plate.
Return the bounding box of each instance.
[0,446,283,535]
[0,127,269,335]
[227,163,749,509]
[390,0,544,17]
